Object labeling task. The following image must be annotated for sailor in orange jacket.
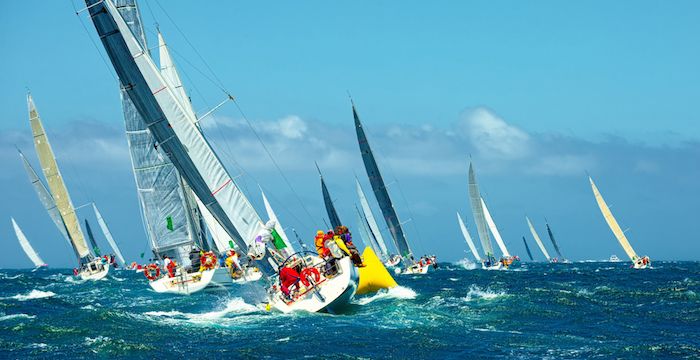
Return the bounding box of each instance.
[314,230,330,257]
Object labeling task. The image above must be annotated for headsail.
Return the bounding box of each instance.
[480,197,511,257]
[317,164,342,229]
[468,162,494,258]
[261,189,295,257]
[28,95,90,261]
[93,203,126,265]
[12,218,46,267]
[356,178,389,258]
[84,219,101,257]
[457,212,481,261]
[526,216,550,260]
[115,0,196,264]
[353,104,413,261]
[522,236,534,261]
[589,177,639,261]
[545,221,564,259]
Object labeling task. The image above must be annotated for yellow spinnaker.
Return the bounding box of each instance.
[357,247,397,295]
[589,177,638,261]
[29,95,90,259]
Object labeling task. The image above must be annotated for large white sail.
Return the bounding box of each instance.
[92,204,126,265]
[589,177,639,261]
[261,189,295,257]
[457,212,481,261]
[194,194,232,252]
[480,198,511,257]
[28,95,90,260]
[356,179,389,258]
[468,162,494,258]
[526,216,550,260]
[12,218,46,267]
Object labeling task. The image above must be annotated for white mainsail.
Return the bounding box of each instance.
[28,95,90,260]
[356,178,389,258]
[589,177,639,261]
[12,218,46,267]
[261,189,295,257]
[457,212,481,261]
[480,197,511,257]
[468,161,494,258]
[92,203,126,265]
[526,216,550,260]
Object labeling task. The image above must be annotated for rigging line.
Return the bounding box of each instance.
[72,0,119,85]
[233,100,318,226]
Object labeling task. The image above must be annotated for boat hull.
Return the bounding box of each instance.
[148,268,216,295]
[79,260,111,281]
[403,263,430,274]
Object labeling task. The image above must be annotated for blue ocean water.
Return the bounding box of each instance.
[0,261,698,359]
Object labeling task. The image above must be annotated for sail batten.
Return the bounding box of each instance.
[481,198,510,257]
[526,216,550,260]
[354,105,413,261]
[12,218,46,267]
[457,212,481,261]
[468,162,494,258]
[589,177,639,261]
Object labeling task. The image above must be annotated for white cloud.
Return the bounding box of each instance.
[460,107,531,159]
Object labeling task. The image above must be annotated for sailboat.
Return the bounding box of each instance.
[11,218,47,269]
[353,102,434,275]
[589,177,650,269]
[467,161,501,270]
[481,197,520,267]
[457,212,482,265]
[26,94,110,280]
[86,0,358,312]
[356,179,400,267]
[526,216,551,262]
[522,236,534,261]
[545,219,569,263]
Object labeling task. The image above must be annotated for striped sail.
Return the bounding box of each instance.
[468,162,494,258]
[546,222,564,259]
[261,189,295,257]
[356,178,389,258]
[480,198,511,257]
[88,0,275,271]
[526,216,550,260]
[353,104,413,261]
[93,203,126,265]
[12,218,46,267]
[522,236,534,261]
[115,0,196,262]
[589,177,639,261]
[317,165,342,229]
[457,212,481,261]
[28,95,90,260]
[18,150,74,256]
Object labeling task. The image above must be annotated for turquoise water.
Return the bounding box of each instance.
[1,261,698,359]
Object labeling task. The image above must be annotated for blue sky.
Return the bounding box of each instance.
[0,1,699,267]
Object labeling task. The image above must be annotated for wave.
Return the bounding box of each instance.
[462,285,507,301]
[0,273,22,280]
[144,297,260,324]
[0,313,36,321]
[454,258,478,270]
[8,289,56,301]
[354,285,417,305]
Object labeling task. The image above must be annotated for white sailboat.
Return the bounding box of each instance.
[92,203,125,268]
[87,0,358,311]
[467,161,501,270]
[481,197,519,267]
[457,212,482,265]
[11,218,47,269]
[526,216,551,262]
[26,94,109,281]
[589,177,650,269]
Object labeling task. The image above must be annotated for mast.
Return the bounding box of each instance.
[468,161,494,260]
[457,212,481,261]
[545,221,564,259]
[522,236,534,261]
[353,103,413,262]
[12,218,46,267]
[356,178,389,258]
[93,203,126,265]
[316,163,342,229]
[480,197,511,257]
[28,94,91,263]
[526,216,550,261]
[589,177,639,262]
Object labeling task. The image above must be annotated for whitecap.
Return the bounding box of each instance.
[9,290,56,301]
[143,297,259,324]
[354,285,418,305]
[454,258,478,270]
[0,313,36,321]
[462,285,506,301]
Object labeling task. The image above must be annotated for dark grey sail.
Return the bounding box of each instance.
[353,104,413,262]
[84,219,101,257]
[317,164,342,229]
[522,236,534,261]
[546,222,564,259]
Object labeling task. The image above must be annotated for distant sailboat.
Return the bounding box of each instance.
[522,236,534,261]
[589,177,650,269]
[11,218,47,269]
[481,197,519,266]
[526,216,551,262]
[457,212,481,263]
[467,161,500,270]
[317,164,342,230]
[92,203,126,267]
[545,220,569,263]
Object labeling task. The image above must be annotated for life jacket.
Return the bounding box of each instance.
[314,234,325,254]
[280,267,301,288]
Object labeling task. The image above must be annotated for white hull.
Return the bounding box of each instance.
[148,268,216,295]
[384,255,401,268]
[79,260,111,281]
[483,263,503,270]
[402,263,430,275]
[270,256,358,314]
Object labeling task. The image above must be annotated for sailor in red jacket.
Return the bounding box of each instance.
[279,266,301,298]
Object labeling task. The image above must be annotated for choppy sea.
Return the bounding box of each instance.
[1,261,698,359]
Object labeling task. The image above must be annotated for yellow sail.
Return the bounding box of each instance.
[357,247,397,295]
[28,95,90,259]
[589,177,638,261]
